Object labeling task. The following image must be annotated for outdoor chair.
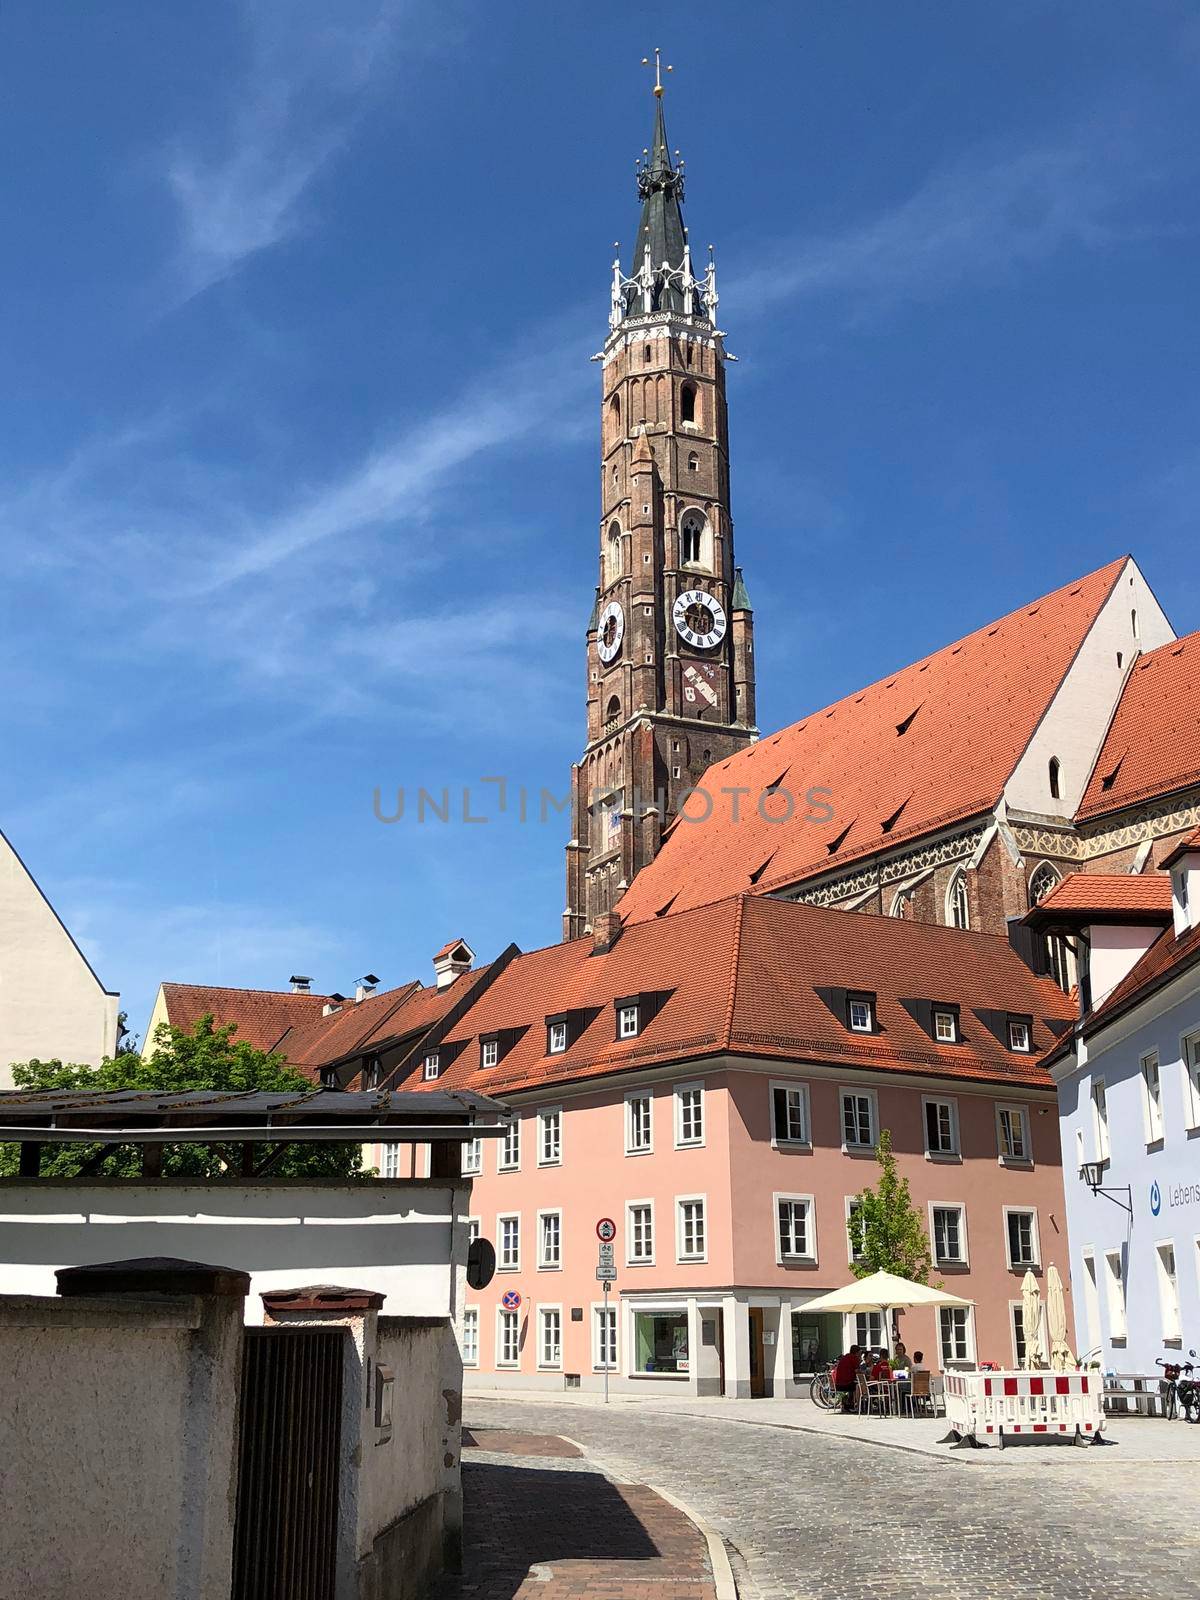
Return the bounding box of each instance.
[903,1370,933,1417]
[927,1374,946,1417]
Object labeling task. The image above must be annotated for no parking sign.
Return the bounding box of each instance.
[501,1289,522,1311]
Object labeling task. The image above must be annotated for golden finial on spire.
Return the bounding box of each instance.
[641,47,673,97]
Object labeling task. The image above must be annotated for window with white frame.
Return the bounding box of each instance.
[1005,1208,1039,1268]
[939,1305,973,1365]
[1091,1079,1110,1161]
[498,1308,520,1366]
[423,1051,440,1080]
[677,1197,707,1261]
[923,1097,958,1157]
[841,1090,876,1150]
[997,1104,1030,1163]
[1081,1251,1102,1357]
[499,1120,520,1171]
[847,1198,866,1263]
[854,1310,884,1350]
[1007,1018,1031,1053]
[481,1038,498,1069]
[1141,1051,1164,1144]
[538,1106,562,1165]
[627,1202,654,1264]
[1104,1248,1127,1339]
[931,1204,967,1266]
[461,1307,479,1366]
[1156,1242,1182,1341]
[1009,1302,1027,1368]
[462,1136,482,1176]
[934,1009,958,1043]
[547,1020,568,1054]
[626,1093,652,1154]
[771,1082,810,1145]
[466,1217,481,1243]
[675,1083,704,1147]
[538,1306,562,1368]
[1185,1033,1200,1130]
[538,1210,561,1269]
[847,996,874,1032]
[381,1143,400,1178]
[498,1213,520,1271]
[776,1195,815,1262]
[593,1304,618,1371]
[618,1003,639,1039]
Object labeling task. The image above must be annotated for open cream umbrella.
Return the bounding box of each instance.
[799,1270,974,1355]
[1021,1269,1045,1370]
[1045,1264,1074,1372]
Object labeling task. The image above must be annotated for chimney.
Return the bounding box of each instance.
[355,973,380,1004]
[290,975,312,994]
[592,910,623,955]
[433,939,475,990]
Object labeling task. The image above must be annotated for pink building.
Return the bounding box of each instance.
[387,895,1075,1397]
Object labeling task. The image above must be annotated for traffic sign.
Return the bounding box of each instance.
[596,1267,616,1282]
[597,1242,615,1265]
[501,1289,522,1311]
[596,1217,617,1242]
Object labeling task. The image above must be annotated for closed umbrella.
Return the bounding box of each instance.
[1045,1264,1074,1372]
[799,1270,973,1355]
[1021,1269,1045,1370]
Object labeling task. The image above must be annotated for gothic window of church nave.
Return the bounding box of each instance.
[946,869,970,931]
[890,889,912,919]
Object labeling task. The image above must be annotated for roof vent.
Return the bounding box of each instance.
[355,973,380,1004]
[290,975,312,994]
[895,706,921,737]
[433,939,475,990]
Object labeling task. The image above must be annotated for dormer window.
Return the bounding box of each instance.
[847,995,875,1033]
[547,1021,568,1055]
[423,1051,440,1081]
[1007,1018,1032,1053]
[618,1003,639,1039]
[481,1038,498,1069]
[934,1009,957,1044]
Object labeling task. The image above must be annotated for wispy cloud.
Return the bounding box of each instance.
[729,114,1192,319]
[166,0,407,295]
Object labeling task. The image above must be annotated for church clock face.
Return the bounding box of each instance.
[672,588,727,650]
[596,600,625,663]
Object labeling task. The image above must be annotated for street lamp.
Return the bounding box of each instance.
[1079,1161,1133,1217]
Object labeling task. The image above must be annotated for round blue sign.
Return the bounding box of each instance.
[1150,1180,1162,1217]
[501,1289,522,1311]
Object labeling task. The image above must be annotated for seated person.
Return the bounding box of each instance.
[892,1339,909,1370]
[910,1349,926,1371]
[833,1344,862,1411]
[870,1352,893,1382]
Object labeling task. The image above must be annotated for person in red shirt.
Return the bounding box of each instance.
[833,1345,862,1412]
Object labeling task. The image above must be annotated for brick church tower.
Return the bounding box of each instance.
[564,66,758,940]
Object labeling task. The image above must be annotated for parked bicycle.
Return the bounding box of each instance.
[809,1361,839,1410]
[1156,1355,1198,1421]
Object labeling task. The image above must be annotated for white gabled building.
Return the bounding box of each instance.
[0,827,120,1086]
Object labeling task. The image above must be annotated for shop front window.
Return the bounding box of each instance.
[634,1311,689,1375]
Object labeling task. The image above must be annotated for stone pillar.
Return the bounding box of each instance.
[772,1302,793,1397]
[721,1294,751,1399]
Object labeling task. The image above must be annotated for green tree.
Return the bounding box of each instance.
[1,1015,362,1180]
[847,1128,932,1283]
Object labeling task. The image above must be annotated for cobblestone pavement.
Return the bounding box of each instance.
[435,1429,718,1599]
[462,1396,1200,1600]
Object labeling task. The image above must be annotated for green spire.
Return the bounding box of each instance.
[627,97,698,319]
[731,567,752,611]
[587,586,601,632]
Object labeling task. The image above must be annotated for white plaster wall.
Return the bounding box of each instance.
[1004,558,1174,820]
[0,1291,242,1600]
[1089,924,1164,1008]
[361,1322,447,1550]
[0,829,119,1085]
[0,1182,458,1321]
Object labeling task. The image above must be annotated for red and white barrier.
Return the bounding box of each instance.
[943,1370,1105,1448]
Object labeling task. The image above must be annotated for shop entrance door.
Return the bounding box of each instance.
[748,1307,767,1397]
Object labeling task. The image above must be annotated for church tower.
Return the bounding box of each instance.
[564,60,758,940]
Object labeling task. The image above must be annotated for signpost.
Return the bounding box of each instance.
[596,1219,616,1404]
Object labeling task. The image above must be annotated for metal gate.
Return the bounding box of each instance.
[231,1327,345,1600]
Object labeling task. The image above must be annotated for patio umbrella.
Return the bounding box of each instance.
[1045,1264,1074,1372]
[1021,1269,1045,1370]
[798,1270,973,1354]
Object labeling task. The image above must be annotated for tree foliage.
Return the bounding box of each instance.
[847,1128,932,1283]
[1,1015,361,1180]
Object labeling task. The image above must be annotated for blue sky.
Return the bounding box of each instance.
[2,1,1198,1044]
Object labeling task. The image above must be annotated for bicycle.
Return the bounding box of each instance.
[1156,1356,1197,1421]
[809,1362,839,1410]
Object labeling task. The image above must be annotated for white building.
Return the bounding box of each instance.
[0,827,119,1086]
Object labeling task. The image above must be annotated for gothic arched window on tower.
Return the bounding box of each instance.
[608,392,621,444]
[605,695,621,731]
[947,870,970,931]
[687,451,699,473]
[681,514,703,566]
[606,522,623,586]
[680,382,697,425]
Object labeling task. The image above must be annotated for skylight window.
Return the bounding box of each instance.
[848,996,875,1033]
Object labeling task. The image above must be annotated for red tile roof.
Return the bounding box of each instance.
[1077,630,1200,820]
[158,983,334,1054]
[615,559,1129,924]
[1023,872,1173,926]
[397,895,1074,1097]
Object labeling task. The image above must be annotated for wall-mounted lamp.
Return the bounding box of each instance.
[1080,1161,1133,1217]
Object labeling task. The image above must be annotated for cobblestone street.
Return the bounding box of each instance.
[461,1396,1200,1600]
